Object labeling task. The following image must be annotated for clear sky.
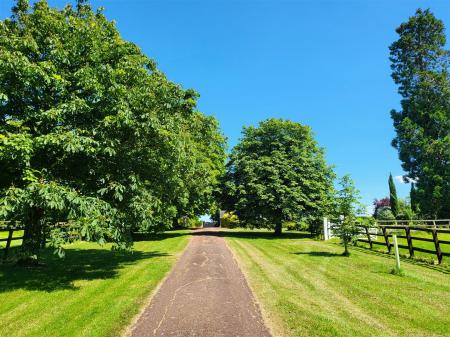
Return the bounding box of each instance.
[2,0,450,210]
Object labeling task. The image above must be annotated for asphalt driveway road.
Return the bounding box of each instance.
[129,228,271,337]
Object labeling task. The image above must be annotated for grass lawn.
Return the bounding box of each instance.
[225,229,450,337]
[0,230,190,337]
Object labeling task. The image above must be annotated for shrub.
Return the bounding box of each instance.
[221,212,240,228]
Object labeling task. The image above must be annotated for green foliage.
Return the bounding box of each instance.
[332,175,364,256]
[374,198,415,221]
[221,211,240,228]
[221,118,335,235]
[176,217,203,229]
[0,0,226,258]
[376,207,395,222]
[396,198,416,220]
[410,183,419,213]
[356,216,375,227]
[388,173,399,217]
[390,9,450,218]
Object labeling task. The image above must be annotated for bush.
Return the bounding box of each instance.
[376,207,395,221]
[186,218,203,228]
[221,212,240,228]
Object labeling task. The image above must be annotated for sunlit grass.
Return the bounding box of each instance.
[225,229,450,337]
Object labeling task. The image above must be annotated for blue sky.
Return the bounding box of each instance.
[2,0,450,210]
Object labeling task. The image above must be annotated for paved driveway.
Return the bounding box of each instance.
[130,228,271,337]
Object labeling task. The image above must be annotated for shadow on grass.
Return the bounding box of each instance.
[132,231,190,242]
[0,247,168,293]
[292,251,342,257]
[193,229,312,240]
[350,245,450,275]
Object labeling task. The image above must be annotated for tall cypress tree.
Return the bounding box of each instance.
[389,173,399,218]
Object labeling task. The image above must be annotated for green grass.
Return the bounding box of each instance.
[0,230,24,248]
[225,229,450,337]
[0,230,190,337]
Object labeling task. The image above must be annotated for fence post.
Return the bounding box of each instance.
[431,228,442,264]
[323,217,328,240]
[3,228,13,260]
[382,226,391,253]
[364,226,373,249]
[405,226,414,258]
[392,234,401,272]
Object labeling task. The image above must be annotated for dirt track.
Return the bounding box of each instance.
[130,228,271,337]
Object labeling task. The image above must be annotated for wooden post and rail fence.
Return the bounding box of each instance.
[324,218,450,264]
[0,221,25,261]
[0,221,70,261]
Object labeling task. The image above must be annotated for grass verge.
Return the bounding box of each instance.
[0,230,190,337]
[225,229,450,337]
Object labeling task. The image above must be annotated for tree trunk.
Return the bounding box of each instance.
[343,241,350,256]
[274,221,282,236]
[20,207,44,265]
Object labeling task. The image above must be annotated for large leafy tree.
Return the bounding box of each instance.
[221,118,335,235]
[0,0,226,260]
[389,9,450,218]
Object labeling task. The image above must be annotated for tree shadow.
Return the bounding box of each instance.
[350,245,450,275]
[132,230,191,242]
[193,229,312,240]
[0,247,168,293]
[292,251,342,257]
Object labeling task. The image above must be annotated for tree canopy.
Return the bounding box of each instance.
[390,8,450,218]
[0,0,226,258]
[221,118,335,235]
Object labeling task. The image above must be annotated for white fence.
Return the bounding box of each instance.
[323,217,336,240]
[323,217,377,241]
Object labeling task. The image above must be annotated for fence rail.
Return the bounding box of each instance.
[0,221,25,260]
[323,218,450,264]
[355,220,450,264]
